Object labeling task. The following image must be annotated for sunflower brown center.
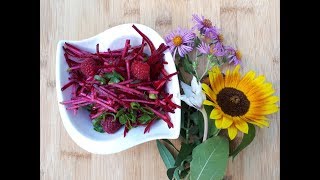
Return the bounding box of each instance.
[173,36,183,46]
[216,87,250,116]
[203,19,213,28]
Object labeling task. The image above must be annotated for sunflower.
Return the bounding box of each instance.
[202,65,279,140]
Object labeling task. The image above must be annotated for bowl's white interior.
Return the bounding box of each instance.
[56,24,181,154]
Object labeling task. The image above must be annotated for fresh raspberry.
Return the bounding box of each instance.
[80,58,100,76]
[101,116,122,134]
[131,60,150,80]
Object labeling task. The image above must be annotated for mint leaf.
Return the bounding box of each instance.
[104,70,124,84]
[190,136,229,180]
[140,107,154,115]
[149,93,157,99]
[116,108,125,118]
[92,114,105,133]
[138,114,152,124]
[130,102,141,109]
[119,114,128,125]
[230,124,256,159]
[94,75,106,85]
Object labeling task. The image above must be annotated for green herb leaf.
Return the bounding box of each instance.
[119,114,128,125]
[130,102,140,109]
[149,93,158,99]
[116,108,125,118]
[93,126,104,133]
[94,75,106,85]
[230,124,256,159]
[92,114,105,133]
[104,70,124,84]
[127,113,136,123]
[138,114,152,124]
[190,136,229,180]
[156,140,175,169]
[174,143,194,167]
[140,107,154,115]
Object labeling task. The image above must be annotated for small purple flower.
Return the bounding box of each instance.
[213,42,225,57]
[165,28,195,57]
[197,41,225,57]
[197,41,211,54]
[192,14,218,36]
[225,46,242,65]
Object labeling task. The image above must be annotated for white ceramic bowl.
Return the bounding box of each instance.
[56,23,181,154]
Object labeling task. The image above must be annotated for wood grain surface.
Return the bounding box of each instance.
[40,0,280,179]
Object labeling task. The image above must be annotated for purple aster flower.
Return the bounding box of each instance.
[165,28,195,57]
[197,41,225,57]
[197,41,211,54]
[225,46,242,65]
[213,42,225,57]
[192,14,217,36]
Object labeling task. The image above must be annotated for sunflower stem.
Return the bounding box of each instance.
[200,107,208,142]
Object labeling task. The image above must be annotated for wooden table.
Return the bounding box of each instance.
[40,0,280,179]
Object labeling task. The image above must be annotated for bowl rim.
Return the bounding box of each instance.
[56,23,181,154]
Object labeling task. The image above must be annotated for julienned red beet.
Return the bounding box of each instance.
[61,25,180,137]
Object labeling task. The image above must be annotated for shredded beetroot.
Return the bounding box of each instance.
[61,25,179,136]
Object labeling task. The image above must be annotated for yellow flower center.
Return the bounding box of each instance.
[203,19,213,28]
[216,87,250,116]
[173,36,183,46]
[218,34,224,42]
[236,50,242,60]
[209,45,216,54]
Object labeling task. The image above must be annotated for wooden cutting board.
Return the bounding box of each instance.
[40,0,280,179]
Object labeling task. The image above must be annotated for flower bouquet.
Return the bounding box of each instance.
[156,14,279,180]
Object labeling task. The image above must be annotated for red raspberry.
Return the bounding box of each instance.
[102,116,122,134]
[80,58,100,76]
[131,60,150,80]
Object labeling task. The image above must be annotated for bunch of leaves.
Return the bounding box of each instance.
[157,101,257,179]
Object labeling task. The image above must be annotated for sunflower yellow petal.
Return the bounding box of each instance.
[231,65,241,87]
[237,71,256,92]
[215,73,225,92]
[228,125,238,140]
[215,118,223,129]
[221,116,233,129]
[203,99,215,106]
[224,70,232,87]
[234,118,249,134]
[251,96,279,105]
[202,83,217,100]
[210,109,222,119]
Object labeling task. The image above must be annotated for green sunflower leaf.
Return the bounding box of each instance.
[229,123,256,160]
[204,105,220,137]
[190,136,229,180]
